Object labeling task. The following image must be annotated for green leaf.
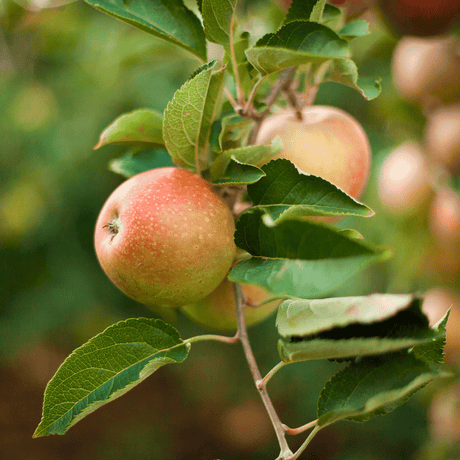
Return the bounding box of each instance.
[211,139,283,181]
[276,295,443,362]
[284,0,317,24]
[317,352,447,427]
[94,109,165,150]
[213,157,265,186]
[33,318,190,438]
[163,61,226,171]
[340,19,370,39]
[202,0,238,45]
[245,21,350,76]
[218,113,253,151]
[412,310,449,366]
[228,209,391,298]
[325,59,381,100]
[84,0,206,61]
[109,149,174,178]
[247,159,373,223]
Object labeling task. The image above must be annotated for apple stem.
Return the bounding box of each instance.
[233,282,294,459]
[247,67,298,145]
[185,334,239,345]
[257,361,287,389]
[288,425,322,460]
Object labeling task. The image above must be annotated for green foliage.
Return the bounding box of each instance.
[247,159,374,222]
[83,0,207,60]
[34,318,189,437]
[202,0,238,45]
[246,21,350,75]
[94,109,165,150]
[163,61,225,171]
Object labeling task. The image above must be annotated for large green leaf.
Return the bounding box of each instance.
[276,295,444,362]
[202,0,238,45]
[245,21,350,76]
[247,159,373,223]
[228,209,391,297]
[84,0,206,60]
[163,61,226,171]
[33,318,190,438]
[94,109,164,150]
[317,352,448,427]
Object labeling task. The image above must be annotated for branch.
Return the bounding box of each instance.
[233,283,293,459]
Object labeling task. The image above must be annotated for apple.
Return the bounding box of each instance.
[425,103,460,174]
[377,142,432,215]
[255,106,371,200]
[94,167,236,308]
[373,0,460,37]
[181,280,281,331]
[392,36,460,107]
[428,187,460,249]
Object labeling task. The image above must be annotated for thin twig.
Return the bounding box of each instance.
[289,425,321,460]
[283,419,318,436]
[233,283,293,459]
[229,13,245,106]
[257,361,287,389]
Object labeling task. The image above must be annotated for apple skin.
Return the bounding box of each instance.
[392,37,460,107]
[377,142,432,216]
[94,167,236,308]
[373,0,460,37]
[428,187,460,249]
[425,103,460,174]
[255,106,371,200]
[181,280,281,331]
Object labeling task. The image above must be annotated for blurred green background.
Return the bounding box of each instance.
[1,1,459,459]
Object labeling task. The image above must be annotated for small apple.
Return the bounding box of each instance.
[255,106,371,200]
[373,0,460,37]
[428,187,460,249]
[181,280,281,331]
[392,36,460,107]
[425,103,460,174]
[94,167,236,308]
[377,142,432,215]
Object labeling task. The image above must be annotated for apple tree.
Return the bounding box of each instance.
[32,0,459,459]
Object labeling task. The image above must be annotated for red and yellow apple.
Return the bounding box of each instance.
[94,167,236,308]
[392,37,460,107]
[425,103,460,174]
[377,142,432,215]
[255,106,371,200]
[181,280,281,331]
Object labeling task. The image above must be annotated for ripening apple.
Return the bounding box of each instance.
[255,106,371,200]
[428,187,460,249]
[392,37,460,107]
[425,103,460,174]
[373,0,460,37]
[94,167,236,308]
[181,280,281,331]
[377,142,432,215]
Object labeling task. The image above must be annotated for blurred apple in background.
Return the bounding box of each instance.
[372,0,460,37]
[256,106,371,200]
[425,103,460,174]
[428,187,460,249]
[377,142,432,215]
[392,37,460,109]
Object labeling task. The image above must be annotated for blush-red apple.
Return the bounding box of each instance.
[94,167,236,308]
[255,106,371,200]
